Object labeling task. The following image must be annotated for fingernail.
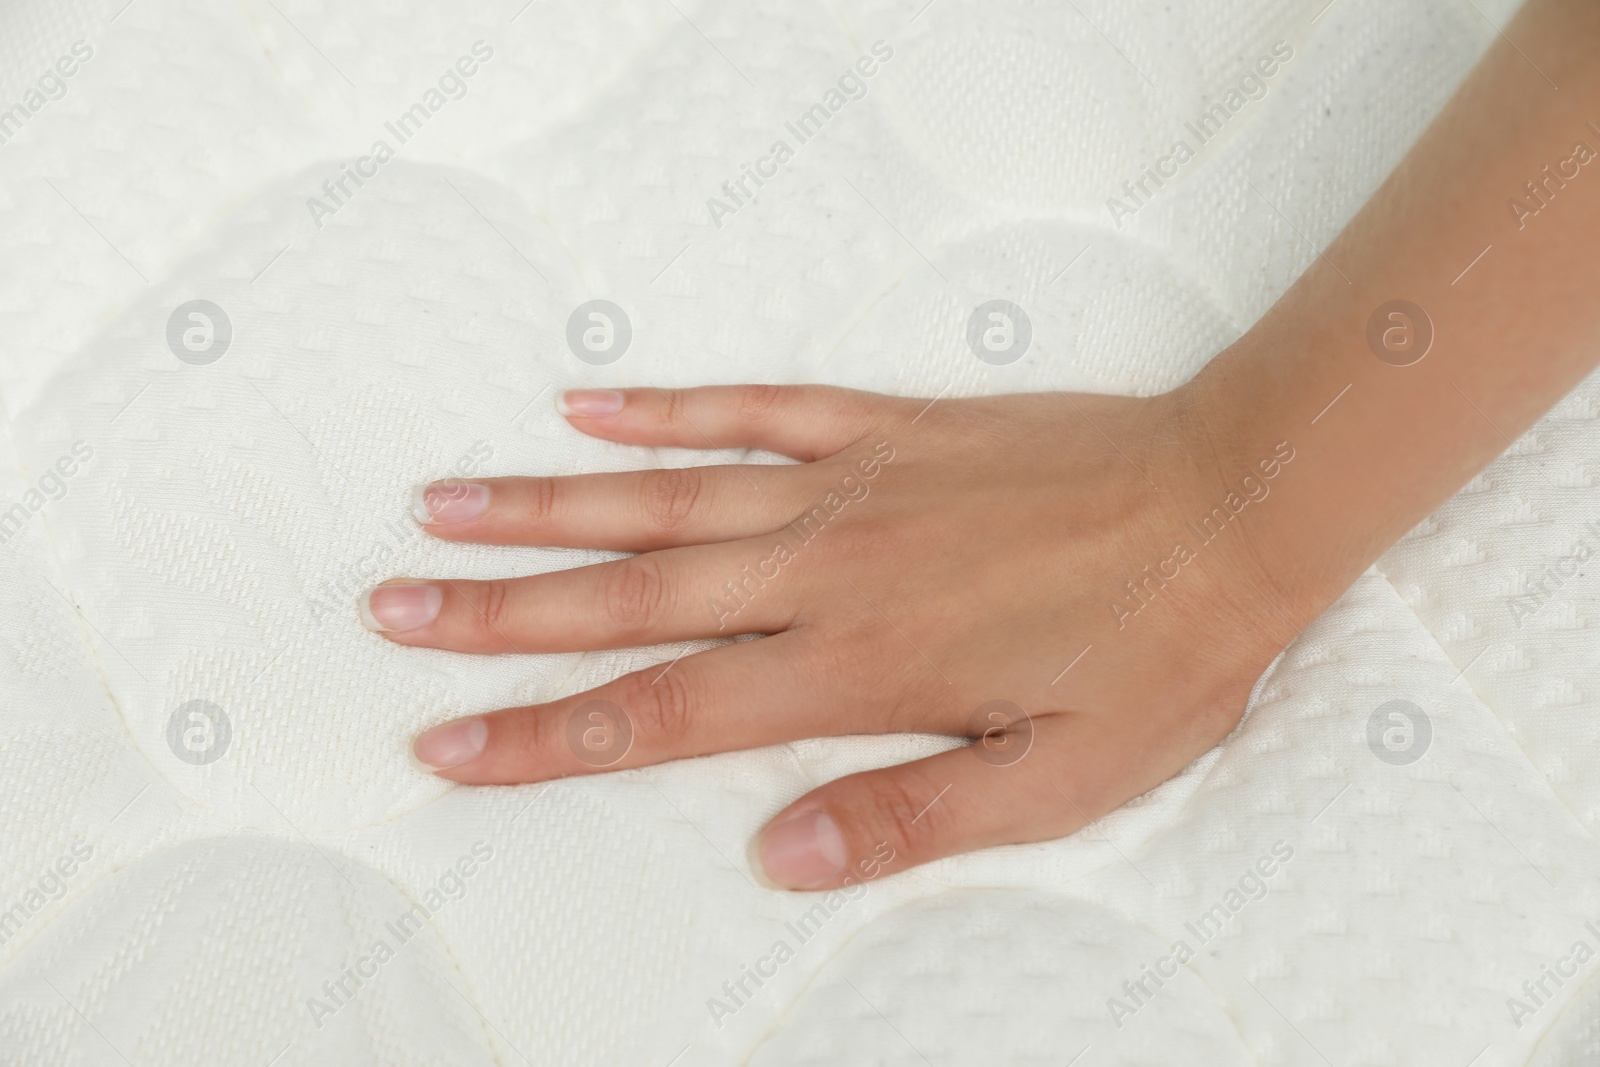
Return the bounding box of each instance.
[359,581,442,632]
[557,389,624,418]
[413,480,490,525]
[758,810,848,890]
[414,716,488,771]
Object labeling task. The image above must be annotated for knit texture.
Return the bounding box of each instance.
[5,0,1599,1064]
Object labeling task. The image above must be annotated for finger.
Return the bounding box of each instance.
[360,545,800,652]
[412,465,825,551]
[754,713,1130,890]
[556,384,899,461]
[411,631,834,782]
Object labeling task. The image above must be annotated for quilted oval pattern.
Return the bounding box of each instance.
[5,0,1598,1065]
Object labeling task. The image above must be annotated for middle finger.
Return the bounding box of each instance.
[360,542,803,652]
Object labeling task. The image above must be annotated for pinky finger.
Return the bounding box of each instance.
[558,385,896,462]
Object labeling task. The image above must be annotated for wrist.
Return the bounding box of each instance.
[1171,338,1373,640]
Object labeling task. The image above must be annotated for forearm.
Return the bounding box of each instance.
[1192,0,1600,626]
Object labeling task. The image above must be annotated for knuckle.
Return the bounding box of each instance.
[525,477,558,525]
[737,383,784,421]
[849,774,949,860]
[655,388,689,432]
[477,581,513,639]
[622,668,695,746]
[509,707,559,765]
[640,467,703,534]
[601,557,669,633]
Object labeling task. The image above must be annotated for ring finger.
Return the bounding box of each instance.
[413,630,867,782]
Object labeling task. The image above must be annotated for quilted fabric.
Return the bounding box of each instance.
[3,0,1598,1063]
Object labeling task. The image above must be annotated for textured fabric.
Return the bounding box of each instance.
[5,0,1600,1064]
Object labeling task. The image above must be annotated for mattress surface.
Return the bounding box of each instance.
[3,0,1599,1064]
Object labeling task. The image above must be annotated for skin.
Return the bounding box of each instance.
[362,0,1600,890]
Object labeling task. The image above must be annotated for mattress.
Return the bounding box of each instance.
[3,0,1599,1063]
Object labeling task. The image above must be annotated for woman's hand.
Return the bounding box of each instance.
[361,0,1600,891]
[361,382,1306,889]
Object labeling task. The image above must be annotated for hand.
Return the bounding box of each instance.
[361,383,1304,889]
[365,0,1600,892]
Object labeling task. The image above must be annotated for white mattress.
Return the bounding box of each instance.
[3,0,1600,1063]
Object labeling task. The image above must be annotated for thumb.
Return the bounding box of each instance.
[754,713,1099,890]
